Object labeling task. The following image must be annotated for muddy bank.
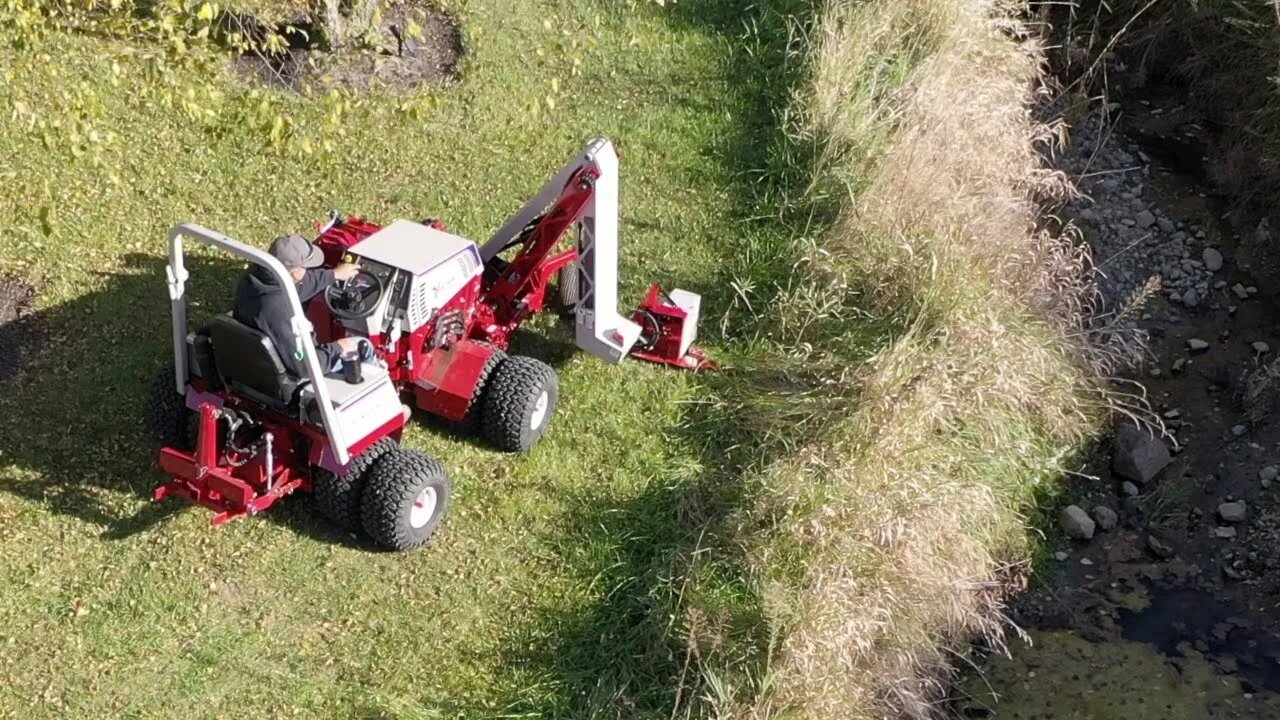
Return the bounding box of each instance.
[951,78,1280,718]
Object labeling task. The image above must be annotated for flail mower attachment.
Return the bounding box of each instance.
[629,284,716,371]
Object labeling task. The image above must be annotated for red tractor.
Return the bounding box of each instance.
[147,138,712,551]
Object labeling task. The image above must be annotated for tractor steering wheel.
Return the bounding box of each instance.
[324,268,385,321]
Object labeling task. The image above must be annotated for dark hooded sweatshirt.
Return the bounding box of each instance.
[232,265,340,378]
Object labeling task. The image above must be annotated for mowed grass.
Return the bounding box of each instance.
[0,2,808,717]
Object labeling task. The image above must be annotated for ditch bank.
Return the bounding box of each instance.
[951,52,1280,720]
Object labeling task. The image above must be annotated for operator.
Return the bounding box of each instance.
[233,233,370,378]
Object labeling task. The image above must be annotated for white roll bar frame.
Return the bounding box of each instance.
[165,223,352,465]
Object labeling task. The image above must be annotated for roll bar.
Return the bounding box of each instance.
[165,223,352,465]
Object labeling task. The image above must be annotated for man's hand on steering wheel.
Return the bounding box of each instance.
[324,264,385,320]
[333,262,361,282]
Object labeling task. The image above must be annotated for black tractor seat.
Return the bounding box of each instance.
[204,315,305,413]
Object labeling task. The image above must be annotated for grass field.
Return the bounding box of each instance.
[0,1,812,717]
[0,0,1107,718]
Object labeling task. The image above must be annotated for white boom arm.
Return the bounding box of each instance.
[165,224,353,465]
[481,137,642,364]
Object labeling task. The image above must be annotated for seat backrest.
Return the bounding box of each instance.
[206,315,299,409]
[188,327,223,392]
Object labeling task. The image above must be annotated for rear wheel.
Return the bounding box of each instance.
[146,362,191,450]
[312,436,398,532]
[360,448,451,552]
[480,355,559,453]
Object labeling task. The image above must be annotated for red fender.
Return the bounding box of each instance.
[412,340,501,422]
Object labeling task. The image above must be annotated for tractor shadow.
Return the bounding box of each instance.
[0,252,233,539]
[0,252,379,548]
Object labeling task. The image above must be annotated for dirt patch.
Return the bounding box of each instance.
[232,2,462,93]
[0,276,38,384]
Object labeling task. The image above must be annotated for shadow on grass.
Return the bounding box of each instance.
[0,252,390,549]
[473,1,838,716]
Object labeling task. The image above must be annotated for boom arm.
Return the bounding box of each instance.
[481,138,642,364]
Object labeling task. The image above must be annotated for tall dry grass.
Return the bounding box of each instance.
[702,1,1109,717]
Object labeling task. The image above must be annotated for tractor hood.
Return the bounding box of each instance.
[349,220,481,276]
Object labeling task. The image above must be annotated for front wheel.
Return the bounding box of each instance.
[480,355,559,453]
[360,449,451,552]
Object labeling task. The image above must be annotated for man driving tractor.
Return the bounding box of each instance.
[233,233,366,376]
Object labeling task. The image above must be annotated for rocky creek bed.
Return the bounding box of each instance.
[950,94,1280,718]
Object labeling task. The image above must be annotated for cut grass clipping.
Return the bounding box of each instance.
[0,1,1103,719]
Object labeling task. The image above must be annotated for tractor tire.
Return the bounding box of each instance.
[456,344,507,435]
[480,355,559,453]
[146,363,191,450]
[360,448,451,552]
[556,263,580,314]
[312,436,398,532]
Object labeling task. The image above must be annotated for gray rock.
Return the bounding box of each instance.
[1158,217,1176,233]
[1218,501,1248,523]
[1203,247,1224,272]
[1135,210,1156,227]
[1122,481,1141,497]
[1092,506,1119,531]
[1183,289,1200,308]
[1233,424,1249,437]
[1260,466,1279,482]
[1147,535,1176,559]
[1187,338,1210,352]
[1113,424,1171,484]
[1215,526,1238,539]
[1061,505,1096,540]
[1054,551,1069,562]
[1233,283,1250,300]
[1172,358,1188,374]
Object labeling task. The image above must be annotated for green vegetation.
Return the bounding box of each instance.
[0,1,804,717]
[673,1,1106,716]
[0,0,1103,718]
